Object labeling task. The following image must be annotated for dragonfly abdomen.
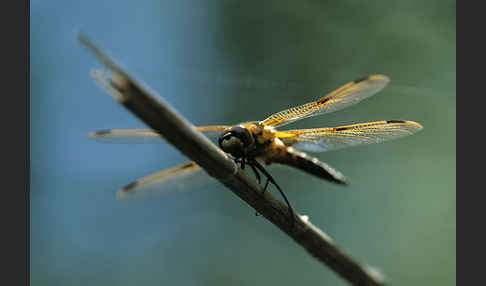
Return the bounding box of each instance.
[271,148,348,185]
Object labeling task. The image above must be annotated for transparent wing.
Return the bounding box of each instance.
[89,126,230,144]
[275,120,423,152]
[117,162,215,200]
[260,75,390,127]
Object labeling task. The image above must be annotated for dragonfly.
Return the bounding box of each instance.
[90,74,423,222]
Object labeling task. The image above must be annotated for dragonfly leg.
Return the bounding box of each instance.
[254,177,269,217]
[233,158,246,170]
[235,158,263,216]
[262,178,270,195]
[249,159,295,228]
[249,162,261,184]
[246,158,263,216]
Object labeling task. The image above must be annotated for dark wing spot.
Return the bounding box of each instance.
[386,120,406,124]
[121,181,138,192]
[335,127,350,131]
[354,76,369,84]
[181,162,196,169]
[318,97,330,104]
[93,129,112,136]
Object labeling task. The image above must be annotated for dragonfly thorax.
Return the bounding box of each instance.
[218,126,254,159]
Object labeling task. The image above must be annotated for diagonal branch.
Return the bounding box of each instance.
[79,33,386,286]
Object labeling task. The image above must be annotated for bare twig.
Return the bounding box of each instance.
[79,33,386,286]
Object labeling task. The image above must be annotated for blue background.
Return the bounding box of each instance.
[31,1,455,285]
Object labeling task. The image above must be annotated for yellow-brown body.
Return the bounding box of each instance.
[228,122,348,184]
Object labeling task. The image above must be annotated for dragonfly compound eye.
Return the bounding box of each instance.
[218,127,251,158]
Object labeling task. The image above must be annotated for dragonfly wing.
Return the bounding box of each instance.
[275,120,423,152]
[89,126,230,144]
[117,162,214,200]
[260,75,390,127]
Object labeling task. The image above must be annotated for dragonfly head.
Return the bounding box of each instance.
[218,126,252,159]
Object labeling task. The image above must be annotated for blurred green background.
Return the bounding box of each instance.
[30,1,455,285]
